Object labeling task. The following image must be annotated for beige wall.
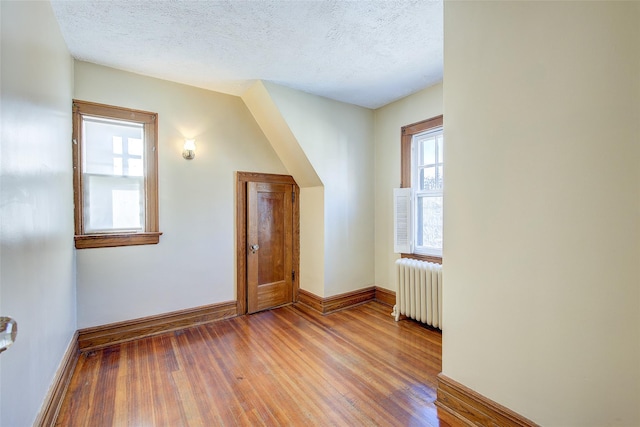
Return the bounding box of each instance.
[373,84,443,290]
[74,62,287,328]
[299,186,325,296]
[260,82,375,297]
[0,1,76,425]
[443,1,640,425]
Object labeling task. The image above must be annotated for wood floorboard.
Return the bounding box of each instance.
[56,301,453,427]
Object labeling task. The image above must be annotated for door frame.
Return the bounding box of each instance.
[236,172,300,315]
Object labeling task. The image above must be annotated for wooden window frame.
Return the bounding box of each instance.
[72,100,161,249]
[401,115,443,264]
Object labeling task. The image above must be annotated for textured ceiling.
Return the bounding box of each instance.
[50,0,443,109]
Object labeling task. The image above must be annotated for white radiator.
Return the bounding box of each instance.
[392,258,442,329]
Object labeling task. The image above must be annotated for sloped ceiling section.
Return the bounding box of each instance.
[242,81,322,188]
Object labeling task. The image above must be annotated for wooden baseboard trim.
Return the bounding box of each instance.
[298,286,396,314]
[298,287,377,314]
[324,286,375,313]
[297,289,324,313]
[374,287,395,307]
[35,332,79,427]
[436,374,539,427]
[78,300,238,352]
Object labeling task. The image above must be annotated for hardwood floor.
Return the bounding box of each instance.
[56,301,453,426]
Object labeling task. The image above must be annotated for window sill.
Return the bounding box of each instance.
[75,232,163,249]
[401,253,442,264]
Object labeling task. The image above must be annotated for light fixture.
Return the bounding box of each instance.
[183,139,196,160]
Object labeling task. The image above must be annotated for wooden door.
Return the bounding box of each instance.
[247,182,294,313]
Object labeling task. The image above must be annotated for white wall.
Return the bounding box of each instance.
[373,84,443,290]
[74,62,287,328]
[0,1,76,425]
[443,1,640,425]
[261,83,375,297]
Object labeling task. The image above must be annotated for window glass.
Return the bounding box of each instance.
[416,195,443,251]
[82,117,145,233]
[421,136,436,165]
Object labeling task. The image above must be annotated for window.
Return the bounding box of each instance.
[72,100,161,249]
[395,115,443,262]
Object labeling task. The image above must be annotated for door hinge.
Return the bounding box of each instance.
[292,270,295,282]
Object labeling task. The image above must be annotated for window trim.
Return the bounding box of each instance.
[401,115,443,264]
[72,100,161,249]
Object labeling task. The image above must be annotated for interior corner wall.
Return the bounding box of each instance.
[261,82,375,297]
[443,1,640,425]
[0,2,76,425]
[373,83,443,290]
[73,62,287,328]
[299,186,325,296]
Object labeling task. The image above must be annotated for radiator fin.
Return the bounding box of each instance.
[393,258,442,330]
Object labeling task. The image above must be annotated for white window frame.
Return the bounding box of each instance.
[411,126,443,257]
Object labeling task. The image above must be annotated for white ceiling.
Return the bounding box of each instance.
[50,0,443,109]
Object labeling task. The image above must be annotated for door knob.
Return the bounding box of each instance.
[250,244,259,253]
[0,317,17,354]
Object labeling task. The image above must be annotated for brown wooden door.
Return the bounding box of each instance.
[247,182,294,313]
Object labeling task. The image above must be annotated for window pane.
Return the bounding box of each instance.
[420,136,436,166]
[128,137,143,156]
[420,166,440,190]
[113,136,123,155]
[113,157,123,175]
[84,175,144,232]
[83,117,143,176]
[437,135,443,163]
[112,188,143,230]
[417,195,443,251]
[128,158,143,177]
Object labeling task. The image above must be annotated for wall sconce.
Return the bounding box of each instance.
[183,139,196,160]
